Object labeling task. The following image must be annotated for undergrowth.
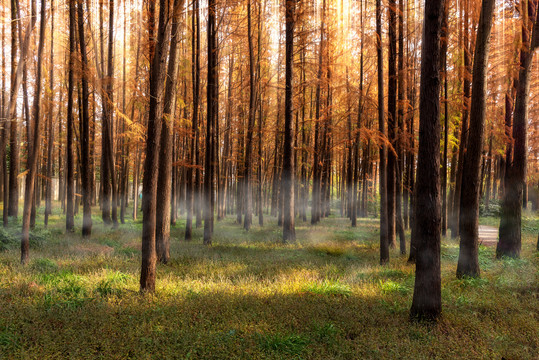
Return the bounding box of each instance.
[0,204,537,359]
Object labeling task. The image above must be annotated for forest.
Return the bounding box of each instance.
[0,0,538,357]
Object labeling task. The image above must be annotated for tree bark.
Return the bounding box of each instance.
[243,0,256,231]
[376,0,389,264]
[410,0,444,321]
[456,0,495,278]
[185,0,200,241]
[21,0,45,264]
[497,4,538,258]
[44,1,54,227]
[66,0,76,232]
[8,0,20,220]
[156,0,184,263]
[282,0,296,243]
[78,0,93,237]
[204,0,218,245]
[387,0,397,249]
[140,0,169,293]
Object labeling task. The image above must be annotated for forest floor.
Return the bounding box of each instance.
[0,204,537,359]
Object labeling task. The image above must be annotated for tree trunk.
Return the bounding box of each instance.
[44,1,54,227]
[66,0,76,232]
[451,0,471,239]
[140,0,169,293]
[282,0,296,243]
[396,0,406,254]
[387,0,397,249]
[8,0,20,220]
[1,20,8,227]
[78,0,93,237]
[156,0,184,264]
[243,0,256,231]
[497,6,538,258]
[311,0,326,226]
[204,0,218,245]
[185,0,200,241]
[376,0,389,264]
[456,0,495,278]
[106,0,118,227]
[21,0,45,264]
[440,0,449,237]
[410,0,444,321]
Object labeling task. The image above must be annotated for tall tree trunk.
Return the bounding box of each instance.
[78,0,93,236]
[456,0,495,278]
[21,0,45,264]
[257,3,264,227]
[243,0,256,231]
[440,0,449,236]
[1,18,8,227]
[156,0,184,263]
[410,0,444,321]
[204,0,218,245]
[396,0,406,254]
[44,1,54,227]
[376,0,389,264]
[8,0,20,220]
[185,0,200,241]
[451,0,471,238]
[353,0,364,226]
[106,0,118,227]
[497,4,538,258]
[282,0,296,243]
[311,0,326,225]
[140,0,169,293]
[66,0,76,232]
[387,0,397,249]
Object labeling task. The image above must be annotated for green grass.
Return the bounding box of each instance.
[0,203,537,359]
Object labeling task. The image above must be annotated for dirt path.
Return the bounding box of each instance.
[478,225,498,247]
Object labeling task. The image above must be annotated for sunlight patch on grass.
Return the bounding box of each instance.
[379,279,411,295]
[95,270,133,296]
[301,280,352,297]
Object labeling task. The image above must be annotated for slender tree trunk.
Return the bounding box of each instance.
[243,0,256,231]
[311,0,326,225]
[66,0,76,232]
[257,4,264,227]
[140,0,169,293]
[185,0,200,241]
[44,1,54,227]
[451,0,471,238]
[387,0,397,249]
[376,0,389,264]
[156,0,184,264]
[8,0,20,220]
[440,0,449,237]
[1,20,8,227]
[21,0,45,264]
[282,0,296,243]
[78,0,93,236]
[106,0,118,227]
[396,0,406,254]
[204,0,218,245]
[485,129,493,209]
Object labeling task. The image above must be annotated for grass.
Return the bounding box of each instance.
[0,203,537,359]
